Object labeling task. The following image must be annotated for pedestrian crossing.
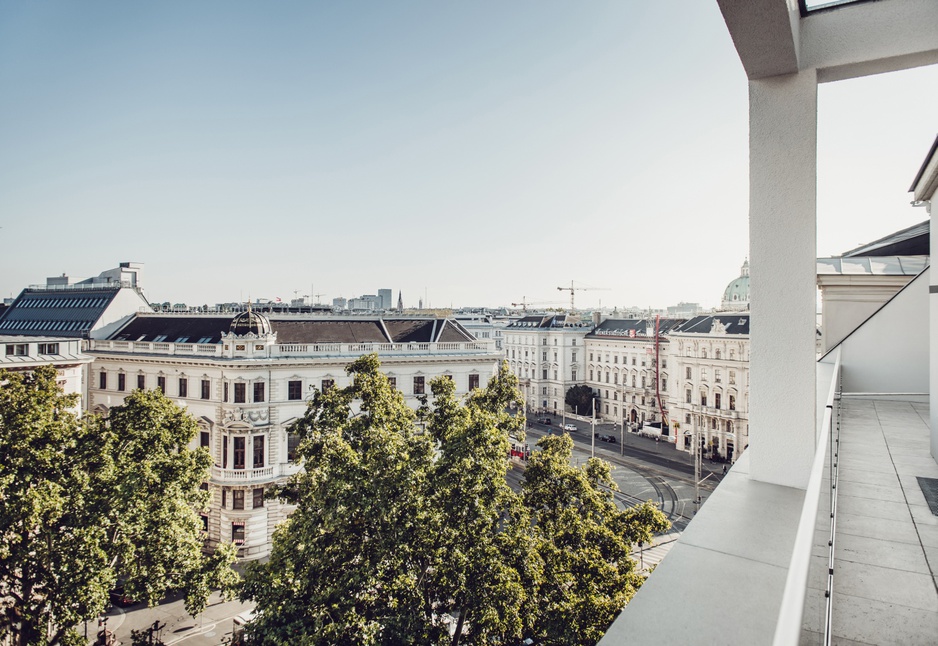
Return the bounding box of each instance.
[634,528,681,575]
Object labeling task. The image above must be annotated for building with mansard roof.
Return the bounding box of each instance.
[502,313,591,415]
[0,262,150,339]
[667,314,749,464]
[583,318,684,433]
[87,311,501,560]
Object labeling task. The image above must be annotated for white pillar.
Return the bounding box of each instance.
[748,70,818,489]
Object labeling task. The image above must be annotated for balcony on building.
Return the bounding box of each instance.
[599,2,938,644]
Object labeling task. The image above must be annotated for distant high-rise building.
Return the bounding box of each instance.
[378,289,392,310]
[397,291,404,312]
[332,297,347,310]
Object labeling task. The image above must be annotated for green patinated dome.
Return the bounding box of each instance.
[721,260,749,310]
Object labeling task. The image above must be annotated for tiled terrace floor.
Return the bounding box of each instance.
[803,398,938,645]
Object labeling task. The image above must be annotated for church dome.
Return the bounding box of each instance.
[721,260,750,311]
[229,309,272,336]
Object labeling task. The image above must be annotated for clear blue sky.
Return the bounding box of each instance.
[1,2,935,310]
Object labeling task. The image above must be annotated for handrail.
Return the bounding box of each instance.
[772,346,841,646]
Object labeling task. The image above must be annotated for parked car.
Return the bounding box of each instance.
[538,417,552,425]
[563,423,577,432]
[594,433,617,444]
[109,585,137,608]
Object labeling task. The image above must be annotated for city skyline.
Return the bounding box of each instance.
[2,2,936,310]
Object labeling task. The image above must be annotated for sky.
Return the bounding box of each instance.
[1,2,936,311]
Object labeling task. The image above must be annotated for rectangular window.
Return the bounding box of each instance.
[686,389,692,404]
[99,371,107,389]
[233,437,245,469]
[221,489,226,508]
[254,382,265,402]
[662,378,667,391]
[288,380,302,400]
[117,373,125,392]
[542,387,547,395]
[542,370,548,380]
[253,436,264,468]
[572,352,577,362]
[137,374,145,390]
[715,393,722,410]
[201,514,208,533]
[224,382,229,402]
[700,393,708,407]
[234,383,246,403]
[38,343,59,355]
[413,376,425,395]
[200,431,210,448]
[201,379,210,399]
[605,372,610,383]
[686,367,692,379]
[157,376,165,392]
[662,358,667,369]
[589,370,594,381]
[715,370,722,384]
[288,432,300,462]
[179,378,188,398]
[686,414,691,424]
[388,377,397,390]
[590,353,594,361]
[321,379,334,392]
[253,488,264,508]
[571,371,577,381]
[468,374,479,390]
[232,523,244,543]
[223,438,228,468]
[729,395,736,411]
[729,371,736,385]
[542,351,547,361]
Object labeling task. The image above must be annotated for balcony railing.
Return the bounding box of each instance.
[772,346,841,645]
[89,339,497,357]
[211,465,279,482]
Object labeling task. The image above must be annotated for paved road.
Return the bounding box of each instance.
[92,589,254,646]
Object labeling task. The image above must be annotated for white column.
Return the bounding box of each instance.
[748,69,818,489]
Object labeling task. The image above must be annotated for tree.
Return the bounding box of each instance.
[240,356,668,645]
[522,434,669,645]
[565,384,596,415]
[0,366,237,646]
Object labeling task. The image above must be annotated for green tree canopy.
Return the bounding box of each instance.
[565,384,596,415]
[241,356,668,646]
[0,366,237,646]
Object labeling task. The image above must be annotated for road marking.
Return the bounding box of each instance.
[165,612,245,645]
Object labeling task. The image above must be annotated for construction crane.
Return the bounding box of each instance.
[510,297,559,312]
[556,281,610,311]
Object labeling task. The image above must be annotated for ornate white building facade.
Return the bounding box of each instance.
[583,318,683,433]
[503,314,591,414]
[87,311,502,560]
[667,314,750,463]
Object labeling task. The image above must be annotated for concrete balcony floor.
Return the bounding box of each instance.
[803,398,938,646]
[600,396,938,646]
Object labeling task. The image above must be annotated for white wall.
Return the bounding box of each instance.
[835,268,929,395]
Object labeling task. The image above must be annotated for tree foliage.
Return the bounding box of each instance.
[241,356,668,646]
[565,384,596,415]
[0,366,237,646]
